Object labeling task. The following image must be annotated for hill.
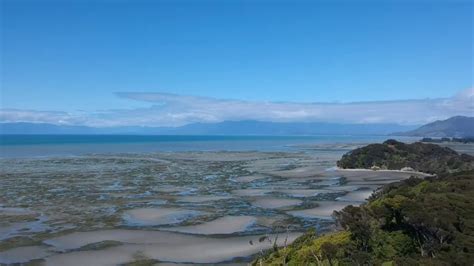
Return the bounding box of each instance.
[337,139,474,174]
[257,141,474,265]
[395,116,474,138]
[257,170,474,265]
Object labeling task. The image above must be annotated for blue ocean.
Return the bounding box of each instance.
[0,134,418,158]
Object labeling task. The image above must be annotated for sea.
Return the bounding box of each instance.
[0,134,419,158]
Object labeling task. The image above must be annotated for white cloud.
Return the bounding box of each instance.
[0,109,81,125]
[1,88,473,127]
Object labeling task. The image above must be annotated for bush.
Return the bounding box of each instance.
[259,154,474,265]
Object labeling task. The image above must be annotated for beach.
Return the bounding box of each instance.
[0,136,443,265]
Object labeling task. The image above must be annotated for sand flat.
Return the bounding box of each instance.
[287,201,359,219]
[252,198,303,209]
[42,229,302,265]
[176,195,233,203]
[329,169,429,180]
[278,189,338,198]
[0,149,433,265]
[161,216,256,235]
[0,207,36,216]
[324,185,362,191]
[267,166,325,178]
[0,246,51,264]
[233,175,267,183]
[123,207,203,226]
[231,189,273,197]
[336,189,374,202]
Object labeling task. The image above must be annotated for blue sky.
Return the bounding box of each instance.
[0,0,473,126]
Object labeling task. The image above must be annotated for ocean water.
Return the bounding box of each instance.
[0,134,417,158]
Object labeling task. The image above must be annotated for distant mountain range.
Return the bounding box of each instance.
[0,121,418,136]
[395,116,474,138]
[3,117,471,137]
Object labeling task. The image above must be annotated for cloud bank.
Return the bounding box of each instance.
[1,88,473,127]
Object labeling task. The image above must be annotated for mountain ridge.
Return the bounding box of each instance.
[395,116,474,137]
[0,121,418,136]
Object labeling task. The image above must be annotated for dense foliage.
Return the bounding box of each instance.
[337,139,474,174]
[256,171,474,265]
[257,141,474,265]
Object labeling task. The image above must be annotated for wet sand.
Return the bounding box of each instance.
[252,198,303,209]
[287,201,359,219]
[123,207,205,226]
[41,230,302,265]
[0,147,437,264]
[161,215,256,235]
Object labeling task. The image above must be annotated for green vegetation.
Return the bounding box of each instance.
[337,139,474,174]
[257,141,474,265]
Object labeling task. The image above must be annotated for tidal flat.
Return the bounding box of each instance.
[0,146,431,265]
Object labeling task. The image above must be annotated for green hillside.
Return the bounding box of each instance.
[257,141,474,265]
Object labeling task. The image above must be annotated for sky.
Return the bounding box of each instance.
[0,0,473,127]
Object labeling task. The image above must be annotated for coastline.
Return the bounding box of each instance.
[257,140,474,265]
[330,166,434,176]
[1,140,472,265]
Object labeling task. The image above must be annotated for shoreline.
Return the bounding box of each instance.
[328,166,434,176]
[1,141,471,265]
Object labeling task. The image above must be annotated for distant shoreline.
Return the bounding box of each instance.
[331,167,433,176]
